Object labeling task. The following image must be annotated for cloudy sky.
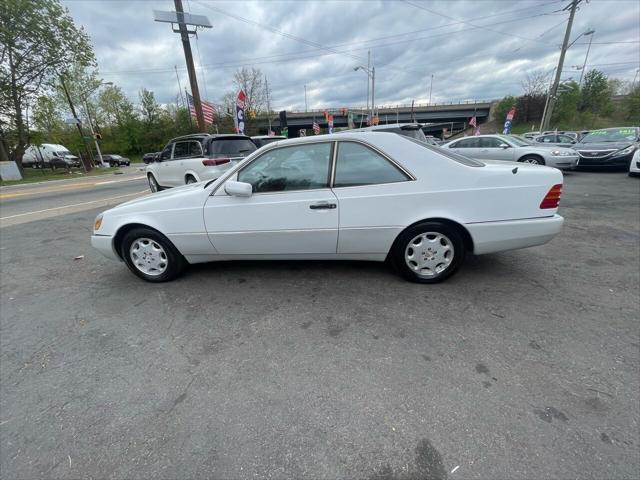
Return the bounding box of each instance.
[63,0,640,110]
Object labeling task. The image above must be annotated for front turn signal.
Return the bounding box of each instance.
[94,215,103,231]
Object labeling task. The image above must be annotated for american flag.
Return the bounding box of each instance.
[186,91,216,125]
[312,122,320,135]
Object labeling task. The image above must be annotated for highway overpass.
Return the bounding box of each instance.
[255,100,495,137]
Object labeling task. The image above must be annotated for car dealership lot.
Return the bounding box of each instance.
[0,172,638,479]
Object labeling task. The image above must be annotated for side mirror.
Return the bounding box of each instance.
[570,140,576,144]
[499,143,510,149]
[225,180,253,197]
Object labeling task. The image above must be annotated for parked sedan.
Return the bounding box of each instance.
[102,154,130,167]
[146,134,257,191]
[572,127,639,169]
[92,132,564,283]
[442,134,578,169]
[533,133,577,148]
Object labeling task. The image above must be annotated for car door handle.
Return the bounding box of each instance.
[309,202,336,210]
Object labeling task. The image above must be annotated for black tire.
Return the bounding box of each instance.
[148,174,162,192]
[518,155,545,165]
[390,221,466,283]
[121,227,187,282]
[185,175,197,184]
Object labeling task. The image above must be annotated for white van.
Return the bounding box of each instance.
[22,144,81,168]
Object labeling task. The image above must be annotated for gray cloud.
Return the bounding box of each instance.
[63,0,640,110]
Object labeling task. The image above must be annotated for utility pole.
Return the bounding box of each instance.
[83,99,104,166]
[366,51,370,120]
[371,64,375,122]
[174,0,205,131]
[60,75,91,172]
[265,75,272,133]
[542,0,579,131]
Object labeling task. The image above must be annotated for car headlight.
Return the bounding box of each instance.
[551,150,572,156]
[94,215,103,231]
[613,145,635,157]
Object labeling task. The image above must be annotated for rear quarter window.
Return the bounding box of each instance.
[210,138,257,156]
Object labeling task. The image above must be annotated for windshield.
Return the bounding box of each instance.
[210,138,257,156]
[580,127,639,143]
[503,135,530,147]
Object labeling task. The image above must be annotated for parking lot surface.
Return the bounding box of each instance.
[1,171,638,479]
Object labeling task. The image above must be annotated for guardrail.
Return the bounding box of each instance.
[283,99,496,114]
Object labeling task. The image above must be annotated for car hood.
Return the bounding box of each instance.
[573,141,635,150]
[108,182,205,213]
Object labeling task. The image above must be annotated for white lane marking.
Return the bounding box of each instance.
[0,190,148,220]
[94,175,146,185]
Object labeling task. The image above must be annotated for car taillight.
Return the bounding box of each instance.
[202,158,230,166]
[540,184,562,209]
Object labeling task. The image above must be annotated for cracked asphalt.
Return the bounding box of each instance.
[0,171,638,479]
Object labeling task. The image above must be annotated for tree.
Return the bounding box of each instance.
[493,96,517,124]
[521,70,548,96]
[32,95,63,140]
[579,70,612,115]
[222,67,270,134]
[550,81,580,127]
[139,88,161,126]
[0,0,95,171]
[627,84,640,122]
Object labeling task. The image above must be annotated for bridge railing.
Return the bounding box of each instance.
[283,99,496,114]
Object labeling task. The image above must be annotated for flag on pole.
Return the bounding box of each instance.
[234,90,247,134]
[468,116,477,128]
[312,122,321,135]
[186,92,216,125]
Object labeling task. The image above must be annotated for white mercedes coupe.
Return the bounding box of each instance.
[92,132,564,283]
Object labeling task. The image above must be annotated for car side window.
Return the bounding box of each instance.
[237,142,332,193]
[160,144,172,160]
[541,135,555,143]
[334,142,410,188]
[173,141,190,159]
[479,137,501,148]
[453,138,478,148]
[558,135,573,142]
[189,140,204,157]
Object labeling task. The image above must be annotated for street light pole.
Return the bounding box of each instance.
[366,50,370,120]
[371,65,375,122]
[429,74,433,105]
[542,0,580,131]
[579,30,595,86]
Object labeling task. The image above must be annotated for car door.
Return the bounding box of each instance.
[448,137,480,158]
[477,136,514,161]
[155,144,174,185]
[164,141,192,186]
[203,141,339,255]
[331,141,413,254]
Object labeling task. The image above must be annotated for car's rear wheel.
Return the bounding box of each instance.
[148,174,162,192]
[185,175,197,184]
[391,221,465,283]
[121,228,187,282]
[519,155,545,165]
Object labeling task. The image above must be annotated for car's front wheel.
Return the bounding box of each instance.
[148,174,162,192]
[519,155,545,165]
[121,228,187,282]
[391,221,465,283]
[185,175,197,184]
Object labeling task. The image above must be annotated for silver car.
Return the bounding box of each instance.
[532,133,578,148]
[442,134,578,169]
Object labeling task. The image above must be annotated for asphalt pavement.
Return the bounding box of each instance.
[0,165,148,227]
[0,170,638,479]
